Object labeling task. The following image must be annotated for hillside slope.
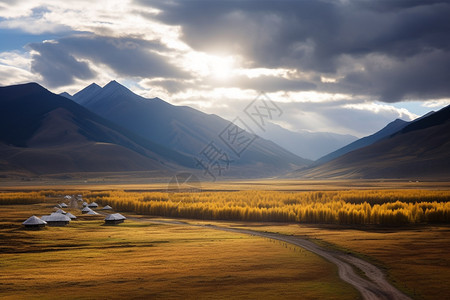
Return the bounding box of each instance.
[292,105,450,179]
[0,83,194,176]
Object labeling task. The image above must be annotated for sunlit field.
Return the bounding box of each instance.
[1,178,449,191]
[1,183,449,299]
[0,204,358,300]
[210,222,450,300]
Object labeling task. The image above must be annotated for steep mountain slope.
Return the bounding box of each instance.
[0,83,194,176]
[253,122,357,160]
[315,118,409,164]
[292,105,450,179]
[68,81,311,177]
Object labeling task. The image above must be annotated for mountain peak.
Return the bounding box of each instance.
[103,80,126,90]
[88,82,101,88]
[72,83,102,105]
[393,118,407,123]
[59,91,73,100]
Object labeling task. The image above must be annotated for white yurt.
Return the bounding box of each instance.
[23,216,47,229]
[104,213,126,224]
[41,213,71,226]
[55,208,67,214]
[66,212,77,220]
[88,202,98,208]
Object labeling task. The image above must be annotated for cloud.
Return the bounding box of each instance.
[338,50,450,101]
[28,34,189,87]
[159,86,418,136]
[0,0,447,137]
[0,6,72,34]
[28,40,95,87]
[0,50,40,86]
[140,0,450,102]
[203,75,316,92]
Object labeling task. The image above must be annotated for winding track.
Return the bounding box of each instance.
[205,225,411,300]
[130,217,412,300]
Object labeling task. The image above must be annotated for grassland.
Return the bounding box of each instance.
[198,221,450,300]
[1,181,449,299]
[0,204,359,300]
[1,178,450,192]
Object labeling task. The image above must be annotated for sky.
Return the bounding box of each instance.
[1,0,449,137]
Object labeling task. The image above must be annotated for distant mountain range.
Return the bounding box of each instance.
[315,118,409,165]
[292,105,450,179]
[1,80,447,180]
[65,81,356,161]
[65,80,311,178]
[252,122,357,160]
[0,83,194,177]
[0,82,310,179]
[315,111,436,165]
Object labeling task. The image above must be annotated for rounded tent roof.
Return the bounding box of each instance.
[86,210,99,215]
[88,202,98,207]
[23,215,47,225]
[55,208,67,214]
[105,213,126,221]
[81,206,92,212]
[41,213,71,222]
[102,205,112,210]
[66,212,77,219]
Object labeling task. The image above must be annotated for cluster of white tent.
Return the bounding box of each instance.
[81,201,112,215]
[23,209,72,228]
[23,196,123,229]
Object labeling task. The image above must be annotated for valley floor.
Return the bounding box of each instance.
[0,181,449,299]
[0,204,359,300]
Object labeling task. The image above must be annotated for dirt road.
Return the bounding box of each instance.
[144,218,412,300]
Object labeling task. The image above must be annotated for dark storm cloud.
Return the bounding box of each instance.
[29,35,188,87]
[339,50,450,101]
[138,0,450,101]
[29,42,95,87]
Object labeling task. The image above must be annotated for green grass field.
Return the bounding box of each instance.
[0,204,360,299]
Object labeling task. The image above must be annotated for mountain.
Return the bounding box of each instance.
[0,83,195,177]
[67,80,311,178]
[291,105,450,179]
[315,118,409,164]
[59,92,73,100]
[252,122,357,160]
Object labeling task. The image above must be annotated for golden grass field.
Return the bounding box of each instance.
[200,221,450,300]
[1,180,449,299]
[0,204,359,300]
